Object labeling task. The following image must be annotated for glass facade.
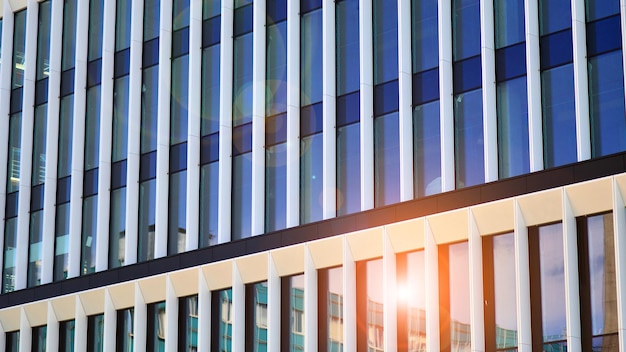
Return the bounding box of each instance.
[31,325,47,352]
[117,308,134,351]
[246,282,268,351]
[179,295,199,351]
[147,301,166,351]
[397,251,426,351]
[211,289,233,351]
[59,320,76,352]
[357,259,384,351]
[87,314,104,352]
[440,242,471,352]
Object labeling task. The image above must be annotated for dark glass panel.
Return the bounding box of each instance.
[266,113,287,146]
[27,211,44,287]
[336,0,360,95]
[59,320,75,352]
[115,0,132,51]
[2,217,18,293]
[60,69,75,96]
[83,168,99,197]
[233,33,253,125]
[586,0,620,21]
[453,55,482,94]
[35,79,48,106]
[111,159,127,190]
[178,296,198,351]
[201,44,221,135]
[172,27,190,57]
[497,77,530,178]
[204,0,221,19]
[374,80,399,116]
[234,4,253,36]
[117,309,134,352]
[199,161,219,247]
[171,56,190,144]
[112,76,130,162]
[5,192,18,219]
[61,0,77,71]
[87,58,102,87]
[32,105,48,185]
[233,123,253,156]
[337,123,360,216]
[301,9,323,106]
[10,89,23,114]
[138,179,157,261]
[11,10,27,89]
[147,302,167,351]
[169,142,188,173]
[336,91,360,127]
[108,188,127,269]
[266,21,288,116]
[81,195,98,275]
[496,43,527,82]
[85,86,102,170]
[232,153,252,240]
[58,96,74,178]
[587,16,621,57]
[141,65,159,153]
[540,30,573,70]
[202,16,221,48]
[201,132,220,165]
[143,38,160,68]
[301,0,322,14]
[454,89,484,188]
[87,315,104,352]
[373,0,398,84]
[266,0,287,23]
[88,0,104,61]
[413,67,440,106]
[114,48,131,77]
[54,203,70,281]
[56,176,71,204]
[30,184,45,211]
[140,151,157,181]
[31,326,46,352]
[300,102,323,137]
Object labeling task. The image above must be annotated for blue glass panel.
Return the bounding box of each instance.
[542,64,577,167]
[266,21,288,116]
[204,0,221,19]
[301,102,323,136]
[60,68,75,96]
[494,0,525,48]
[452,0,481,60]
[540,29,573,70]
[56,176,71,204]
[58,96,74,178]
[374,80,399,116]
[453,55,482,94]
[413,67,440,105]
[202,44,221,135]
[202,16,221,48]
[87,59,102,87]
[201,132,220,165]
[232,153,252,240]
[301,0,322,13]
[5,192,18,219]
[267,0,287,23]
[109,187,126,268]
[172,27,190,57]
[413,100,441,197]
[373,0,398,84]
[233,123,253,155]
[54,203,70,281]
[141,65,159,153]
[374,112,400,207]
[200,161,219,247]
[538,223,566,343]
[112,76,130,162]
[171,55,189,144]
[35,79,48,105]
[587,15,621,57]
[31,104,48,186]
[234,4,253,36]
[337,123,360,216]
[265,143,287,232]
[266,113,287,146]
[496,43,527,82]
[3,217,18,292]
[168,170,187,255]
[10,88,22,114]
[81,195,98,275]
[36,2,51,82]
[173,0,190,31]
[233,33,253,125]
[30,184,45,211]
[301,9,323,106]
[85,86,102,170]
[169,142,188,173]
[454,89,484,188]
[497,77,530,178]
[83,168,99,197]
[144,0,161,41]
[586,0,620,21]
[61,0,77,72]
[589,51,626,157]
[12,10,27,89]
[539,0,571,35]
[114,48,131,77]
[336,0,360,95]
[336,91,360,127]
[300,133,323,224]
[143,38,160,67]
[140,151,157,181]
[138,179,156,261]
[411,0,438,72]
[115,0,132,51]
[111,159,127,189]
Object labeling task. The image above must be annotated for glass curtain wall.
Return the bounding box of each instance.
[397,251,426,350]
[138,0,160,262]
[3,9,27,293]
[169,0,190,255]
[452,0,483,189]
[299,0,323,224]
[82,0,105,275]
[336,0,360,216]
[178,295,199,351]
[87,314,105,352]
[539,0,576,168]
[317,267,343,352]
[411,0,440,197]
[116,308,134,351]
[5,331,19,352]
[586,0,626,157]
[439,242,471,352]
[281,274,305,351]
[211,289,233,351]
[495,0,529,178]
[28,0,52,288]
[109,0,132,269]
[199,0,221,247]
[55,0,78,281]
[59,320,76,352]
[231,0,254,240]
[265,0,288,233]
[246,282,268,351]
[356,259,384,351]
[147,301,166,351]
[31,326,47,352]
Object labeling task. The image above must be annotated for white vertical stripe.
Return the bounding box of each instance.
[186,0,203,251]
[383,230,398,351]
[217,0,234,244]
[74,296,87,352]
[45,301,59,352]
[469,212,485,352]
[102,289,117,351]
[125,0,145,265]
[398,0,414,201]
[154,0,173,258]
[19,308,31,351]
[285,0,300,228]
[359,0,374,211]
[41,0,63,285]
[425,219,440,351]
[612,178,626,351]
[438,0,454,192]
[321,0,336,220]
[165,276,179,352]
[525,0,543,172]
[481,0,497,183]
[231,261,245,352]
[251,0,266,236]
[571,0,591,161]
[304,245,318,352]
[197,269,211,352]
[562,190,582,352]
[267,254,281,351]
[514,200,532,352]
[133,283,148,352]
[343,236,357,351]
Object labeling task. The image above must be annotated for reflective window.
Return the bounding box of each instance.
[373,0,398,84]
[117,309,134,352]
[265,142,287,232]
[87,314,104,352]
[138,178,156,261]
[337,122,360,216]
[54,202,70,281]
[454,89,484,188]
[266,21,287,116]
[286,275,305,350]
[59,320,75,352]
[171,56,189,144]
[141,65,159,153]
[115,0,132,51]
[232,152,252,240]
[200,160,219,247]
[300,133,323,224]
[85,86,101,170]
[31,326,47,352]
[201,44,220,136]
[58,96,74,178]
[109,187,126,268]
[301,6,322,105]
[179,296,198,351]
[169,170,187,255]
[6,113,21,193]
[413,101,441,197]
[233,2,253,126]
[32,105,47,185]
[495,0,525,48]
[374,112,400,206]
[336,0,359,95]
[440,242,471,352]
[411,0,438,72]
[357,259,384,351]
[452,0,480,60]
[112,76,130,162]
[12,10,27,89]
[61,0,77,70]
[3,217,17,293]
[5,331,19,352]
[27,210,44,287]
[88,0,104,60]
[173,0,190,31]
[539,0,571,35]
[246,282,268,351]
[36,1,52,80]
[397,251,426,350]
[144,0,160,41]
[81,195,98,275]
[211,289,233,351]
[323,267,344,352]
[147,302,167,351]
[497,77,529,178]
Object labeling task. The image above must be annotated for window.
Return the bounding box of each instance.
[282,274,305,351]
[147,302,166,351]
[440,242,471,352]
[246,282,268,351]
[211,288,233,351]
[179,295,199,351]
[59,320,75,352]
[356,259,384,351]
[397,251,426,351]
[116,308,134,352]
[87,314,105,352]
[5,331,19,352]
[31,325,47,352]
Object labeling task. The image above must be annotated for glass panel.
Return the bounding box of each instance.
[171,55,189,144]
[200,161,219,247]
[539,0,571,35]
[62,0,77,71]
[85,86,102,170]
[168,171,187,255]
[148,302,167,351]
[141,65,159,153]
[373,0,398,84]
[173,0,190,31]
[589,51,626,157]
[586,0,620,21]
[493,233,518,349]
[59,320,76,352]
[367,260,384,350]
[266,21,288,116]
[300,133,323,224]
[6,113,21,193]
[452,0,481,61]
[337,123,360,216]
[58,96,74,177]
[301,9,323,105]
[31,326,47,352]
[253,282,268,351]
[3,217,17,293]
[217,289,233,351]
[12,10,27,89]
[27,211,44,287]
[497,77,529,178]
[454,89,484,188]
[32,105,47,185]
[411,0,438,72]
[327,267,344,351]
[495,0,525,49]
[336,0,360,95]
[413,101,441,197]
[538,223,566,344]
[5,331,19,352]
[201,44,221,136]
[232,153,252,240]
[54,203,70,281]
[88,0,104,61]
[118,309,134,352]
[541,64,577,168]
[204,0,221,19]
[115,0,132,51]
[266,143,287,232]
[233,35,253,126]
[87,314,104,352]
[180,296,199,351]
[138,179,156,261]
[144,0,161,41]
[449,242,471,351]
[36,1,52,81]
[109,187,126,268]
[113,75,130,162]
[81,195,98,275]
[404,251,426,351]
[289,275,305,351]
[374,112,400,207]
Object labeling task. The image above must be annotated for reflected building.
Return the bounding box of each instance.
[0,0,626,351]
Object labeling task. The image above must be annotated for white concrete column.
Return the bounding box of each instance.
[18,308,31,352]
[571,0,591,161]
[343,236,357,351]
[125,0,145,265]
[425,219,440,351]
[133,283,148,352]
[165,276,179,352]
[41,0,64,284]
[154,0,173,258]
[438,0,454,192]
[562,191,582,351]
[267,254,281,351]
[469,212,485,352]
[197,268,211,352]
[525,0,543,172]
[95,0,116,271]
[186,0,203,251]
[398,0,413,201]
[481,0,497,183]
[218,0,234,243]
[74,296,88,352]
[612,178,626,351]
[0,323,4,352]
[383,230,398,351]
[321,0,336,219]
[45,301,59,352]
[231,261,245,352]
[285,0,300,228]
[251,0,266,236]
[359,0,374,211]
[15,0,38,290]
[304,245,318,352]
[102,289,117,351]
[67,0,89,279]
[514,200,532,352]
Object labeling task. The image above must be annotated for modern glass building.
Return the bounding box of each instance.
[0,0,625,350]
